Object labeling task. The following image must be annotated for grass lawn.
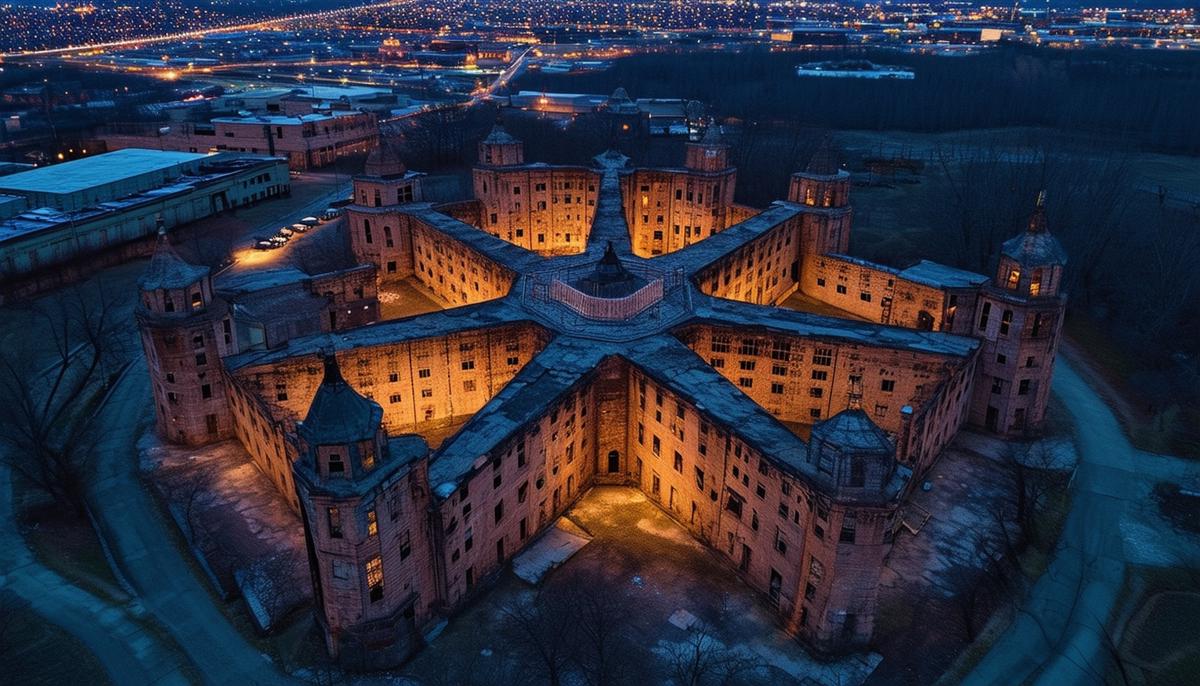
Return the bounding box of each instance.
[1117,568,1200,685]
[0,595,112,686]
[12,476,125,603]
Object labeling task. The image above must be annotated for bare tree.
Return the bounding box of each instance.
[243,549,306,631]
[497,585,577,686]
[664,621,764,686]
[0,283,131,516]
[997,439,1066,553]
[568,569,636,686]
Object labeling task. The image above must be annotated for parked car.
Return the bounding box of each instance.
[300,216,320,227]
[255,239,275,250]
[291,223,308,233]
[321,208,340,220]
[269,235,288,246]
[278,226,294,238]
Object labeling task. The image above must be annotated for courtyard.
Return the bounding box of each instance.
[399,486,881,686]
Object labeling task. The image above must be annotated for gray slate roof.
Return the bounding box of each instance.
[138,233,209,291]
[299,356,384,445]
[688,296,979,357]
[1001,230,1067,269]
[811,409,894,454]
[225,299,537,371]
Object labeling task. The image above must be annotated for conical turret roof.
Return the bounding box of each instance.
[363,140,407,179]
[803,136,841,176]
[698,118,725,146]
[300,354,384,445]
[138,226,209,291]
[572,242,647,298]
[811,409,893,454]
[482,122,518,145]
[1001,191,1067,268]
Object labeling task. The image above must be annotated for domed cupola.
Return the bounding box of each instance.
[297,354,387,485]
[571,242,648,299]
[362,141,408,180]
[809,409,896,495]
[138,223,214,316]
[996,191,1067,298]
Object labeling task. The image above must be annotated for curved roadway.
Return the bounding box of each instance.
[963,357,1200,685]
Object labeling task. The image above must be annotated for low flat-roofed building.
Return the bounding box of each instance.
[0,194,27,220]
[0,150,289,285]
[98,110,379,171]
[0,149,210,212]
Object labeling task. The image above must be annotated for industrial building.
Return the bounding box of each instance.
[0,149,289,285]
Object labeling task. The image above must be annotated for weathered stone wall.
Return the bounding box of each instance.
[225,372,300,511]
[231,324,549,445]
[677,324,973,470]
[624,367,894,649]
[303,458,436,664]
[346,208,516,305]
[621,168,738,257]
[434,377,600,607]
[138,279,238,447]
[694,216,803,305]
[969,292,1064,435]
[409,219,515,305]
[799,254,955,330]
[353,177,424,208]
[471,166,598,254]
[310,265,381,330]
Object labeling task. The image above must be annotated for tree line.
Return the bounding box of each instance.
[515,45,1200,155]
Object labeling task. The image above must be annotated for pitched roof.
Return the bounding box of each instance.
[299,355,383,445]
[810,409,893,454]
[138,230,209,291]
[1001,194,1067,268]
[363,140,407,179]
[482,123,518,145]
[1001,230,1068,269]
[571,242,647,298]
[698,119,726,146]
[802,136,842,177]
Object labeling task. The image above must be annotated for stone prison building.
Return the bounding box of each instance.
[135,123,1067,669]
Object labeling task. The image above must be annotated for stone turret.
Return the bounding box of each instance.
[294,354,435,670]
[809,409,897,497]
[354,140,423,208]
[792,409,900,652]
[477,122,524,166]
[788,139,851,209]
[685,118,731,173]
[995,191,1067,299]
[970,192,1068,435]
[789,139,853,255]
[135,225,234,444]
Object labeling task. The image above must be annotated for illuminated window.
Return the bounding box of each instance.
[1006,268,1020,289]
[327,507,342,538]
[366,556,383,602]
[367,509,378,537]
[1030,269,1042,296]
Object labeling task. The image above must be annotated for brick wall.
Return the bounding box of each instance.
[472,166,598,254]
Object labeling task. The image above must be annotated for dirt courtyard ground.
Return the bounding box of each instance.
[399,486,880,686]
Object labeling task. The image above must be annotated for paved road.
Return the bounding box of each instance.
[87,362,295,685]
[962,357,1200,686]
[0,464,192,685]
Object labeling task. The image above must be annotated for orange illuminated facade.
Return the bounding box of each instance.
[137,124,1066,669]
